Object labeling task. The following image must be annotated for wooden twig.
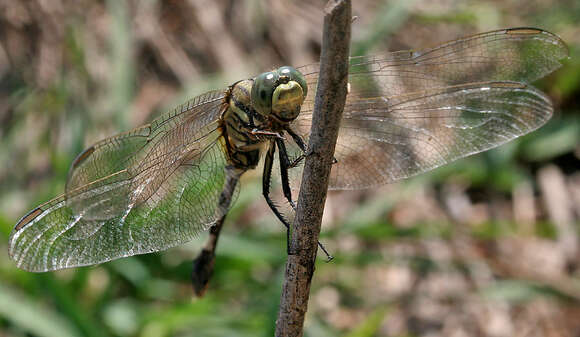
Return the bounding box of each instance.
[275,1,351,336]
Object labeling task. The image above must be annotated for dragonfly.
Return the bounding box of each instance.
[9,28,568,272]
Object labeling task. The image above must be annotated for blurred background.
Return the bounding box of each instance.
[1,0,579,336]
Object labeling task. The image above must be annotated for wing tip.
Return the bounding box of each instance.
[505,27,570,60]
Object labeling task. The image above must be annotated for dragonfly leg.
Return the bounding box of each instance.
[262,140,293,253]
[284,127,307,168]
[285,126,307,152]
[276,138,297,210]
[275,138,334,261]
[285,126,338,167]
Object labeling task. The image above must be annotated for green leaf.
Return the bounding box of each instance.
[0,284,81,337]
[481,280,565,302]
[344,306,390,337]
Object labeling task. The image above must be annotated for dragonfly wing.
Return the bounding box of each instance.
[293,81,552,190]
[9,91,234,272]
[298,28,568,99]
[346,28,568,97]
[65,91,225,218]
[291,28,567,190]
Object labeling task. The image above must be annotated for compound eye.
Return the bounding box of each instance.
[277,66,308,98]
[251,71,278,115]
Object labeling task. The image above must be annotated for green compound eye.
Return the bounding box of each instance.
[251,67,308,120]
[251,71,278,115]
[277,66,308,99]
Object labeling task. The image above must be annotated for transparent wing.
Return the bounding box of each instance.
[293,81,552,190]
[290,28,568,190]
[298,28,568,99]
[9,90,234,272]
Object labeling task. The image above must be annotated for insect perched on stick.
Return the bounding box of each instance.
[9,28,568,273]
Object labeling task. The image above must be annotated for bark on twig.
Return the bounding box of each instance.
[275,1,351,336]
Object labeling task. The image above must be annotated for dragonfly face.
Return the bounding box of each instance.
[8,28,568,272]
[251,66,308,122]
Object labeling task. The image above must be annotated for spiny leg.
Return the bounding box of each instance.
[276,137,333,261]
[285,126,307,168]
[276,138,296,210]
[262,139,293,253]
[285,126,338,167]
[285,126,307,151]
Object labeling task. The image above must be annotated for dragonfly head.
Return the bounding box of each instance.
[251,66,308,123]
